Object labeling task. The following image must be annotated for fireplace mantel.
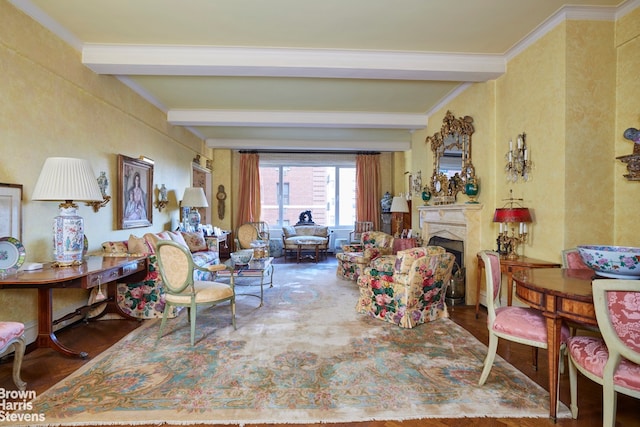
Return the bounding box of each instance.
[418,204,483,305]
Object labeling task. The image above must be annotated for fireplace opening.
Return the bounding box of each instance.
[428,236,465,305]
[428,236,464,274]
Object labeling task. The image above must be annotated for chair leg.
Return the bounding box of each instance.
[602,379,617,427]
[12,336,26,391]
[532,347,538,370]
[157,305,170,342]
[479,333,499,385]
[568,353,579,419]
[190,304,197,346]
[231,298,237,330]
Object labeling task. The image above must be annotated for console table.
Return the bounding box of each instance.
[0,256,147,359]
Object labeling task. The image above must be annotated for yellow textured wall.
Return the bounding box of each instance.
[212,149,233,231]
[615,7,640,246]
[407,11,638,265]
[495,25,569,261]
[565,20,616,248]
[1,3,205,328]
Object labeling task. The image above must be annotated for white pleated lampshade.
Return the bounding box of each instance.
[32,157,103,202]
[390,196,409,213]
[181,187,209,208]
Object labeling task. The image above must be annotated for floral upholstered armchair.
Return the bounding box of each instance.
[356,246,455,328]
[336,231,394,281]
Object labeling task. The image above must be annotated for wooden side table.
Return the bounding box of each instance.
[393,238,417,253]
[475,253,561,318]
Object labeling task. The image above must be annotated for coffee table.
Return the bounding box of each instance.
[296,240,323,263]
[216,257,274,306]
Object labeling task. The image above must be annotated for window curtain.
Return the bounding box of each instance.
[355,153,381,230]
[236,152,261,224]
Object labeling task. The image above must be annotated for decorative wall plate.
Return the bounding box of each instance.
[0,237,26,274]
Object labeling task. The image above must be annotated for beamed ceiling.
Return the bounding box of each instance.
[9,0,634,151]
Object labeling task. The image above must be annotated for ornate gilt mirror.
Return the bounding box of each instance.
[425,111,476,204]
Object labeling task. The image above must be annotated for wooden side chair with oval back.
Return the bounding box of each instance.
[567,279,640,427]
[156,240,236,346]
[478,250,570,400]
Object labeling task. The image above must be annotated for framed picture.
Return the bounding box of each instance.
[117,155,153,229]
[0,183,23,240]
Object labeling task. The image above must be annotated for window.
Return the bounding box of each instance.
[259,156,356,228]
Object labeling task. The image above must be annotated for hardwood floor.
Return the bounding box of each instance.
[1,259,638,426]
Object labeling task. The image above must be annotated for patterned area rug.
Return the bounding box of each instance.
[13,261,570,426]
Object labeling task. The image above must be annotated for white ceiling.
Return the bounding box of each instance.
[10,0,634,151]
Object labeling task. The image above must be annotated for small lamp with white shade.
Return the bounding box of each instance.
[181,187,209,230]
[32,157,103,266]
[390,195,409,238]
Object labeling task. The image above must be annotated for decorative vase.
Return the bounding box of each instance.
[421,187,431,205]
[381,192,392,213]
[465,179,479,204]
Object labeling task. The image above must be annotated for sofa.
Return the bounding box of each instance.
[281,225,330,261]
[101,230,220,319]
[335,231,395,281]
[356,246,455,328]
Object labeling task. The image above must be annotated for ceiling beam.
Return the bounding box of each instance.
[206,138,410,152]
[83,45,506,81]
[168,110,427,130]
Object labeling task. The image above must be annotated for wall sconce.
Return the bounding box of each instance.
[156,184,169,211]
[617,127,640,181]
[85,171,111,212]
[505,132,532,183]
[493,191,532,260]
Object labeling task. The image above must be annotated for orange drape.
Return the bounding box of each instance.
[236,153,261,225]
[355,154,381,230]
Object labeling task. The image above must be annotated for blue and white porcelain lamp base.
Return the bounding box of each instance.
[187,208,201,230]
[53,203,85,266]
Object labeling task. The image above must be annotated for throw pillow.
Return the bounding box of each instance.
[143,231,172,253]
[167,230,189,248]
[101,241,128,254]
[128,235,152,254]
[282,226,296,238]
[181,231,207,252]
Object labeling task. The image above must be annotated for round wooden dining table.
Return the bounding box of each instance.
[512,267,598,421]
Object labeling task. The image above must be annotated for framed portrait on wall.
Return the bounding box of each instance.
[0,183,23,240]
[117,155,153,229]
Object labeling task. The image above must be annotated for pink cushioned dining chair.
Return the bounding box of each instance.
[562,248,591,270]
[0,321,27,390]
[567,279,640,426]
[478,251,569,391]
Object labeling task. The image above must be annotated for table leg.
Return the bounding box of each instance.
[37,288,88,359]
[297,245,301,263]
[545,312,562,422]
[315,245,319,263]
[506,270,514,307]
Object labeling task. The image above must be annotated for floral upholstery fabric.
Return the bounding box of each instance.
[568,287,640,392]
[568,336,640,391]
[106,232,219,319]
[356,246,455,328]
[336,231,394,281]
